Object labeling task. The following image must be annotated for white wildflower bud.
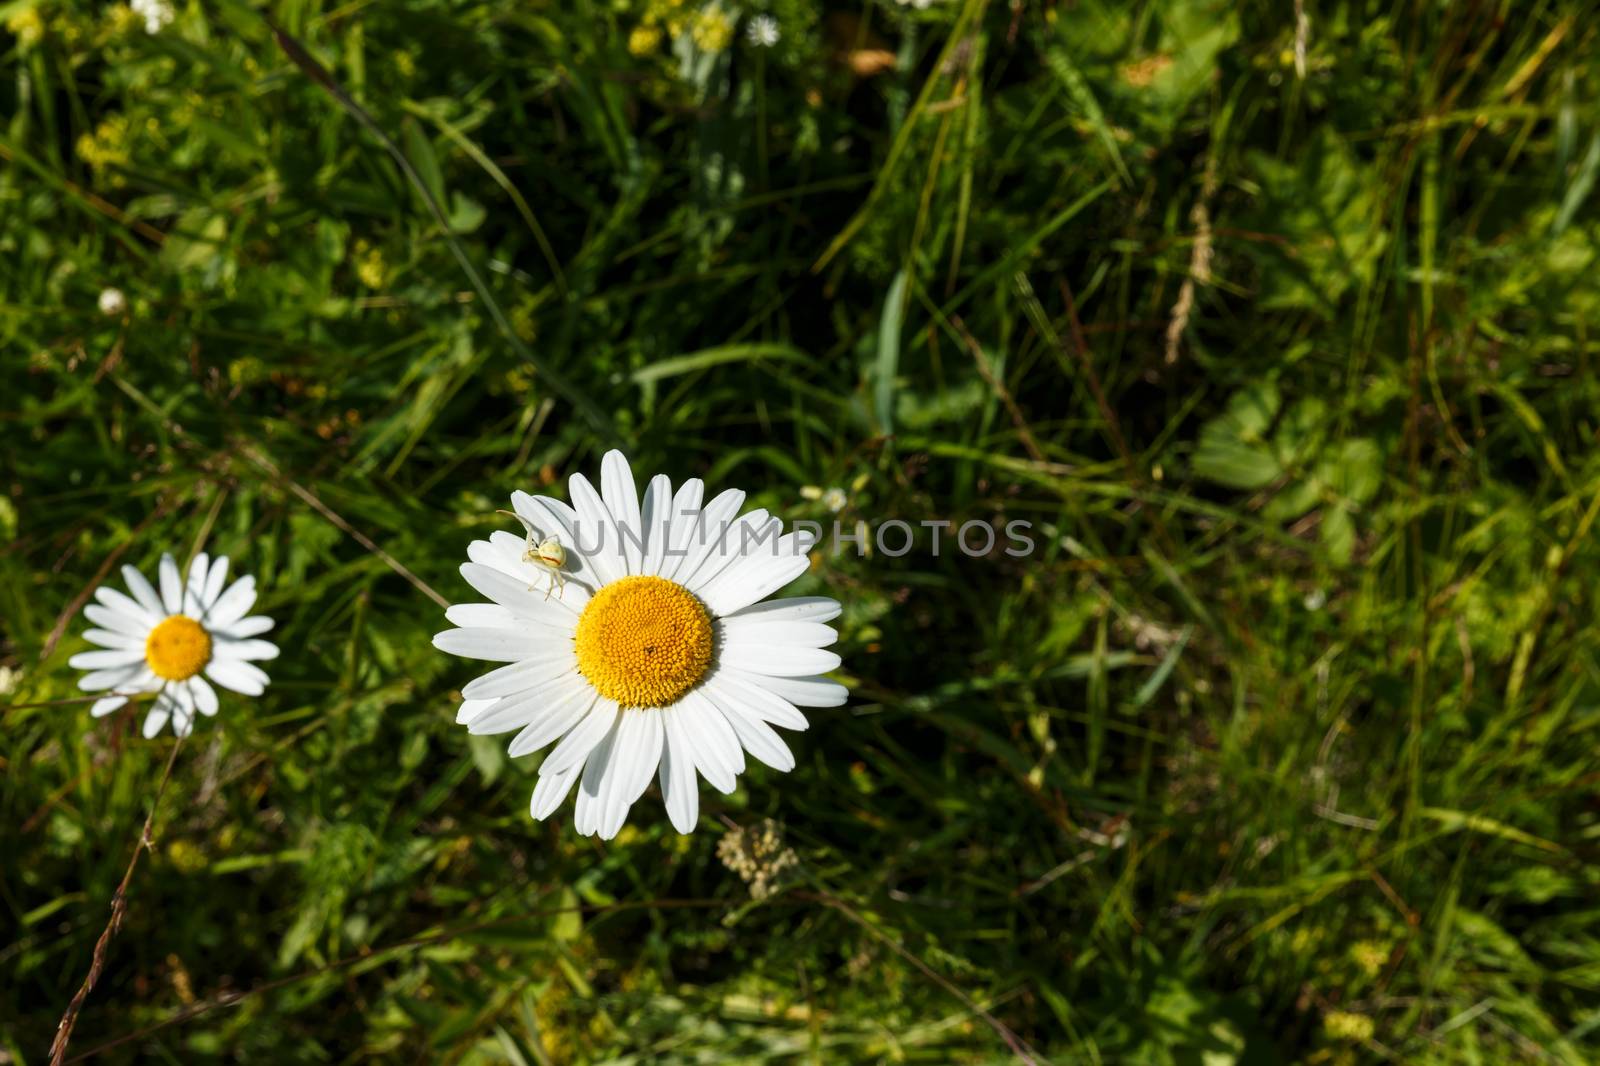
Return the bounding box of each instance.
[746,15,780,48]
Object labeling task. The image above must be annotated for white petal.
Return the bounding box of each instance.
[213,637,279,662]
[471,678,586,737]
[508,493,599,593]
[88,594,156,634]
[683,511,774,593]
[678,689,742,791]
[666,488,745,590]
[699,539,812,617]
[121,565,166,618]
[659,705,700,833]
[202,555,230,609]
[459,653,577,700]
[721,643,841,677]
[719,621,837,649]
[90,695,129,717]
[69,648,146,670]
[170,683,197,736]
[459,561,583,621]
[638,474,674,576]
[444,603,515,629]
[456,698,498,725]
[190,676,219,716]
[567,472,626,587]
[705,685,795,772]
[214,615,274,640]
[432,627,551,663]
[205,657,268,696]
[594,708,662,839]
[466,536,521,578]
[724,669,847,708]
[481,531,593,606]
[725,596,841,625]
[530,762,581,820]
[601,450,646,576]
[654,478,705,582]
[184,553,210,615]
[78,663,144,692]
[705,670,813,729]
[156,685,194,736]
[82,629,146,651]
[206,576,257,628]
[507,685,598,756]
[141,706,170,739]
[542,698,620,776]
[573,717,620,837]
[508,492,580,532]
[158,554,183,615]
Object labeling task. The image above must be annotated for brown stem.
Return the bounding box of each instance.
[49,735,186,1065]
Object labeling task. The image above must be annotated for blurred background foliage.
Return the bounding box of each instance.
[4,0,1600,1061]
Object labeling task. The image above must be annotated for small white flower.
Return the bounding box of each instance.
[746,14,780,48]
[98,288,127,316]
[893,0,937,8]
[130,0,174,34]
[800,485,848,513]
[71,553,278,738]
[0,664,19,696]
[435,450,846,840]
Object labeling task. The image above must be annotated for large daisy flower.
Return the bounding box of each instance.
[70,553,278,738]
[434,450,846,839]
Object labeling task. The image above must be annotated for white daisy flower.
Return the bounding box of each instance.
[435,450,846,840]
[70,553,278,738]
[746,14,780,48]
[98,288,127,316]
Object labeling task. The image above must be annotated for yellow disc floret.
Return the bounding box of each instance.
[574,576,713,707]
[145,615,212,681]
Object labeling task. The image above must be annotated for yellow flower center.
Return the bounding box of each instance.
[145,615,212,681]
[574,576,713,708]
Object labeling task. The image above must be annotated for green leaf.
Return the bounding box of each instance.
[875,268,908,436]
[1321,505,1355,564]
[1192,383,1282,489]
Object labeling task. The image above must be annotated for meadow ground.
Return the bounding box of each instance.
[4,0,1600,1062]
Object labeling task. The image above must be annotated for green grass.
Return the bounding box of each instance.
[5,0,1600,1061]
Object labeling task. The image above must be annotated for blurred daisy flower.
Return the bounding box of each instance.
[98,288,127,316]
[800,485,848,513]
[130,0,174,34]
[746,14,780,48]
[435,450,846,840]
[72,553,278,738]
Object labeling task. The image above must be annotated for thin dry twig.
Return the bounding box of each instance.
[1164,152,1220,365]
[1057,278,1135,477]
[950,315,1046,464]
[65,896,735,1062]
[2,691,151,714]
[38,496,178,663]
[799,888,1043,1065]
[236,444,450,609]
[50,733,186,1066]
